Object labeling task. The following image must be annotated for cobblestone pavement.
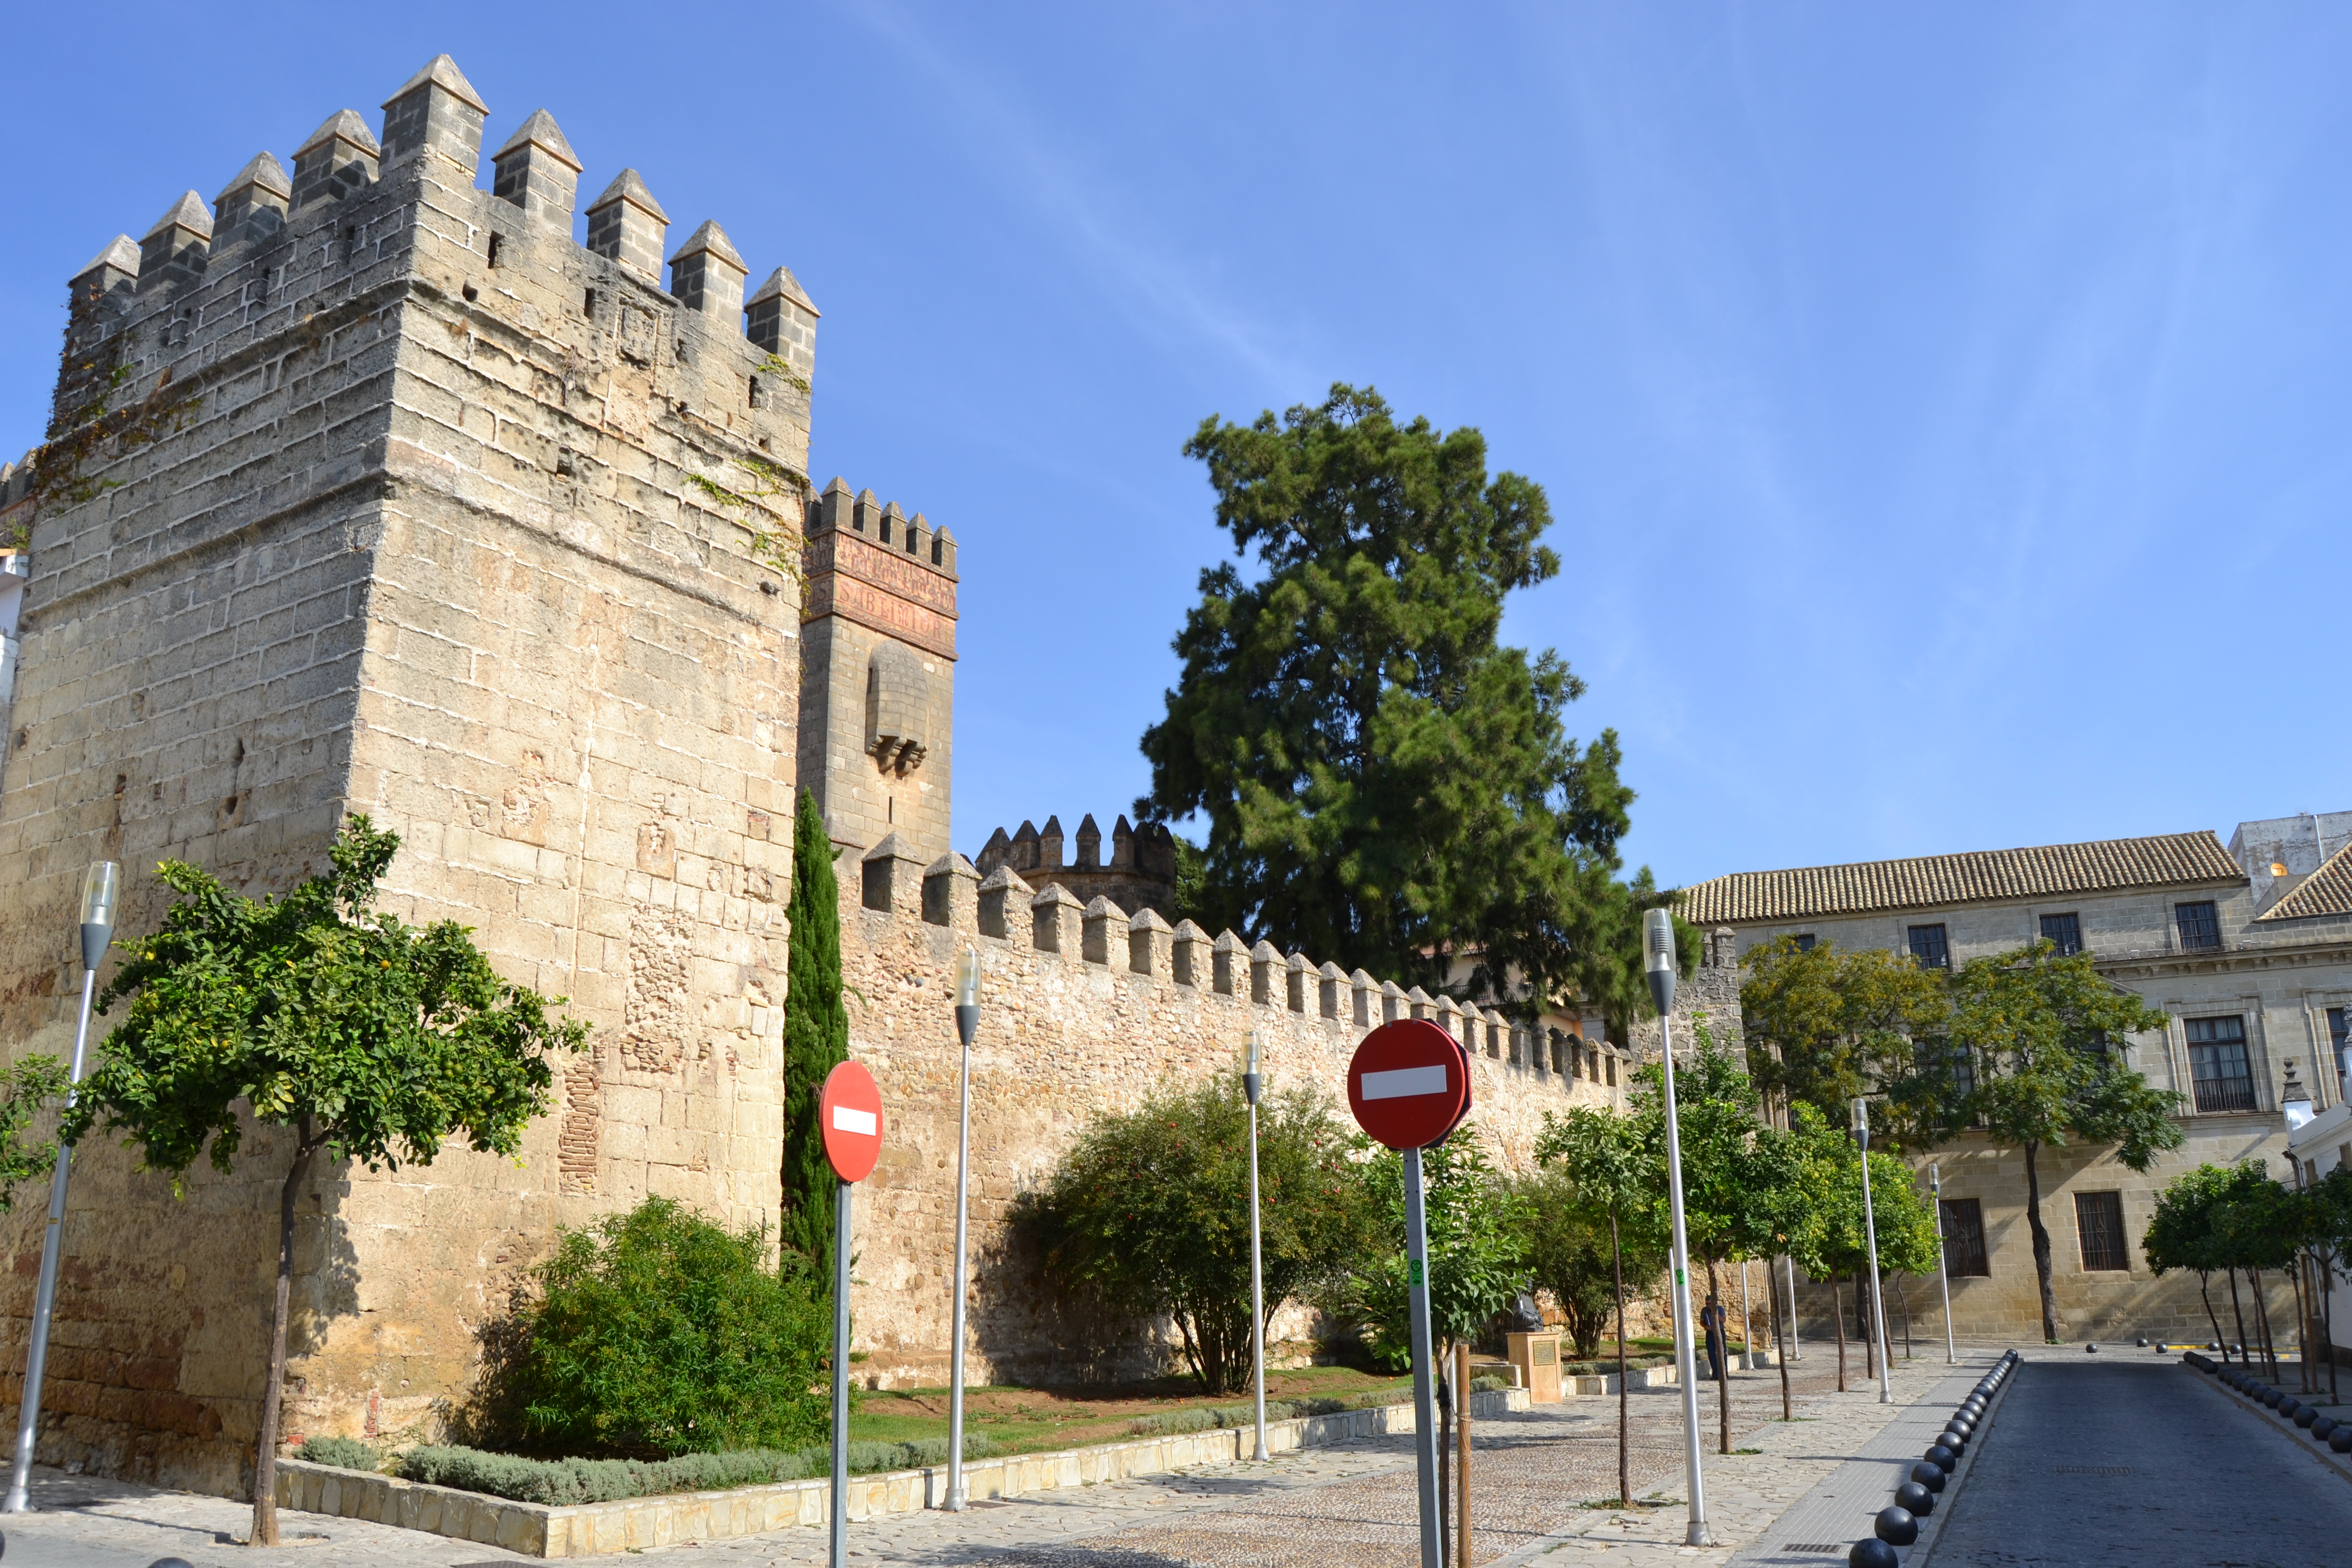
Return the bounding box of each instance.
[0,1348,1993,1567]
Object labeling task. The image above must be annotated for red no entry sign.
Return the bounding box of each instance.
[1347,1019,1472,1150]
[820,1060,885,1184]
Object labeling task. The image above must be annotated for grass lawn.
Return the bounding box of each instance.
[846,1365,1417,1458]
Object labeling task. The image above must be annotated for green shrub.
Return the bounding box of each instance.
[294,1436,380,1471]
[480,1196,831,1457]
[397,1435,996,1505]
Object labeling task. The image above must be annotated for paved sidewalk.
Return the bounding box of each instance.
[0,1349,1999,1567]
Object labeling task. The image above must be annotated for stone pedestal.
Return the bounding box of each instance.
[1508,1330,1564,1403]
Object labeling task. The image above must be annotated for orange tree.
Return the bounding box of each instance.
[1020,1073,1375,1393]
[64,817,584,1543]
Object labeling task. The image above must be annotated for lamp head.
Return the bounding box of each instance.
[956,946,981,1010]
[1851,1096,1868,1136]
[1644,908,1676,1014]
[1241,1029,1262,1104]
[79,860,119,971]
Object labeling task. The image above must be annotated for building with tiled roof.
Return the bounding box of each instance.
[1691,812,2352,1352]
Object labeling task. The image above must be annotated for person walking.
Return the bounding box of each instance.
[1701,1293,1728,1383]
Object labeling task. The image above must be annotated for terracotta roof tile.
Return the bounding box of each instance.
[2255,841,2352,922]
[1680,830,2242,925]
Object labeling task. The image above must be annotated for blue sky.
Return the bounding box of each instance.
[5,3,2347,890]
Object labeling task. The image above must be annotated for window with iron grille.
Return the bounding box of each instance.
[1794,934,1817,952]
[2175,900,2222,952]
[1907,923,1950,970]
[2040,912,2082,957]
[1940,1198,1989,1277]
[2186,1015,2256,1113]
[2074,1191,2128,1271]
[2329,1007,2349,1097]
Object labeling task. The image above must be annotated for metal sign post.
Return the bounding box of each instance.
[1346,1018,1468,1568]
[1243,1031,1268,1463]
[946,949,980,1510]
[5,860,116,1515]
[1852,1098,1892,1404]
[1646,908,1709,1548]
[1403,1145,1441,1568]
[820,1061,885,1568]
[1931,1163,1956,1365]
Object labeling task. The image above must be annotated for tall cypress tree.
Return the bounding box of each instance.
[781,785,848,1277]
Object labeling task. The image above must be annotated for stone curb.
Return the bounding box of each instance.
[274,1386,1533,1558]
[1902,1352,2021,1568]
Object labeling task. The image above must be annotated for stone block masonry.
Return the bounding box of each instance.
[0,44,1676,1505]
[832,850,1730,1389]
[0,54,819,1494]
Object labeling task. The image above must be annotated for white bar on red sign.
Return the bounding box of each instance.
[831,1106,878,1136]
[1360,1065,1451,1101]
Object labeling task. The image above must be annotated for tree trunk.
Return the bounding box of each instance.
[2324,1250,2340,1404]
[2290,1260,2312,1393]
[1771,1255,1792,1419]
[1612,1214,1629,1507]
[1832,1278,1847,1392]
[2197,1272,2225,1356]
[1711,1263,1730,1456]
[251,1124,321,1547]
[2227,1267,2251,1367]
[2022,1139,2059,1342]
[2251,1271,2279,1379]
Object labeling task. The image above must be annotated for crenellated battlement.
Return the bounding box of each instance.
[41,52,817,489]
[974,811,1174,916]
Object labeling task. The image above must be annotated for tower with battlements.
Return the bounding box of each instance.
[797,477,957,864]
[0,53,896,1492]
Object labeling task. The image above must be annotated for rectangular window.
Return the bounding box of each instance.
[1794,934,1817,952]
[2175,900,2222,952]
[2040,912,2082,957]
[2186,1016,2256,1113]
[1951,1045,1976,1101]
[1570,1039,1583,1079]
[1940,1198,1989,1277]
[1907,923,1950,970]
[2074,1191,2129,1271]
[1604,1053,1616,1087]
[2329,1007,2349,1097]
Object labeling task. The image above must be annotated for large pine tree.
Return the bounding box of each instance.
[781,786,848,1276]
[1138,384,1655,1027]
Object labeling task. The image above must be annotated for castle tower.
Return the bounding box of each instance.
[797,478,957,862]
[0,55,821,1488]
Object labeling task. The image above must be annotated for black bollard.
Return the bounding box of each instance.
[149,1560,197,1568]
[2331,1427,2352,1455]
[2136,1336,2148,1348]
[2312,1417,2337,1440]
[1874,1506,1921,1546]
[1848,1539,1900,1568]
[1895,1480,1936,1516]
[1909,1461,1947,1493]
[1925,1444,1958,1473]
[2086,1343,2099,1354]
[2295,1407,2318,1429]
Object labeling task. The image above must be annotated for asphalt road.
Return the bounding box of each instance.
[1926,1357,2352,1567]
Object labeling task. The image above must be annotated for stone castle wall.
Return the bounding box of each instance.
[0,56,814,1493]
[0,48,1696,1502]
[833,846,1720,1386]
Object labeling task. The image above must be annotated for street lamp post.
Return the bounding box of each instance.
[1851,1097,1892,1405]
[1931,1163,1955,1365]
[945,947,981,1512]
[1645,909,1708,1548]
[1243,1030,1268,1462]
[4,860,117,1514]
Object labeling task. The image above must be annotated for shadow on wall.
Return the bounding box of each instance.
[972,1200,1168,1389]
